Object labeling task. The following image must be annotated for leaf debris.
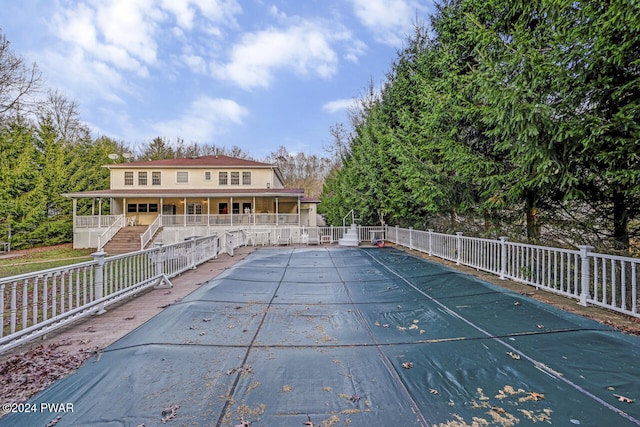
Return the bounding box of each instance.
[614,394,634,403]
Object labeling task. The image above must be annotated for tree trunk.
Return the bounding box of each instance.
[525,191,541,242]
[612,190,629,251]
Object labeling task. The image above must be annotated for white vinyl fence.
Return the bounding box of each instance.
[387,226,640,319]
[0,235,224,353]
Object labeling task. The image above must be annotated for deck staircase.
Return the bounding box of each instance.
[338,224,360,247]
[103,226,147,254]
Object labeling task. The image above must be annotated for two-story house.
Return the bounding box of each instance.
[63,155,319,250]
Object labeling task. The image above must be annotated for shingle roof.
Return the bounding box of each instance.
[105,155,274,169]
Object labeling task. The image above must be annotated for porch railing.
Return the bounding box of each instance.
[386,226,640,319]
[0,235,223,353]
[75,215,121,228]
[97,215,126,251]
[159,213,299,227]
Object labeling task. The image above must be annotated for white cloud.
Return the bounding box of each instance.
[349,0,428,46]
[48,0,243,92]
[214,20,353,90]
[322,98,355,114]
[150,96,249,142]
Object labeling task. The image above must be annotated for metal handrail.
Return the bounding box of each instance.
[342,209,355,227]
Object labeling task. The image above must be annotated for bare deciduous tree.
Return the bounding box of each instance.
[0,32,42,117]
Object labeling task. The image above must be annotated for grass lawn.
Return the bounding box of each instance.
[0,244,94,279]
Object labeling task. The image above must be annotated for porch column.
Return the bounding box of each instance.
[275,197,279,226]
[298,197,301,226]
[230,197,233,226]
[183,197,187,226]
[160,198,163,225]
[207,197,210,226]
[123,198,127,226]
[98,198,102,227]
[252,196,256,226]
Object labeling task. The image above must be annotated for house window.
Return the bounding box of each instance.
[138,203,148,212]
[205,171,211,181]
[176,171,188,184]
[232,202,240,214]
[138,172,147,185]
[219,172,228,185]
[124,172,133,186]
[243,172,251,185]
[152,172,161,185]
[127,204,137,212]
[148,204,158,213]
[231,172,240,185]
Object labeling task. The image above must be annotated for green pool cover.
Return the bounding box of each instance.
[3,247,639,426]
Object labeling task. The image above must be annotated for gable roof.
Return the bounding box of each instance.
[104,155,274,169]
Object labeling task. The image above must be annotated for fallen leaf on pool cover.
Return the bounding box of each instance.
[506,351,520,360]
[304,414,315,426]
[46,416,62,427]
[350,394,361,402]
[430,388,439,394]
[528,392,545,401]
[161,404,179,423]
[235,416,251,426]
[402,361,414,369]
[614,394,634,403]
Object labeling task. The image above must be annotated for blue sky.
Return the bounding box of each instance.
[1,0,435,158]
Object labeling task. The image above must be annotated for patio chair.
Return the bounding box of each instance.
[306,227,320,245]
[276,228,291,245]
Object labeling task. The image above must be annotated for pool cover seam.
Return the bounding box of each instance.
[365,249,640,426]
[330,250,430,427]
[213,249,294,427]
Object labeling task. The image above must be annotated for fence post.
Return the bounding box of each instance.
[409,227,414,251]
[499,237,508,280]
[395,226,399,244]
[153,242,164,277]
[456,232,463,265]
[428,229,433,256]
[92,251,107,314]
[189,237,197,269]
[578,245,593,306]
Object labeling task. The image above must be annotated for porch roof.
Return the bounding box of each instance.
[62,188,305,199]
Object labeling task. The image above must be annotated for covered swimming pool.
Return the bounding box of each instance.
[3,247,640,426]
